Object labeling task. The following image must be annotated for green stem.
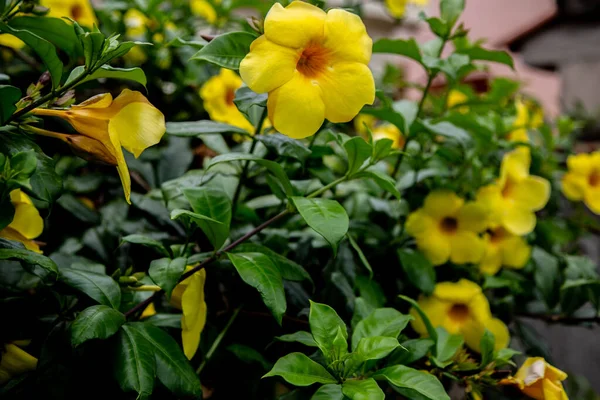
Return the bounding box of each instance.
[306,175,348,199]
[21,125,69,142]
[196,306,242,374]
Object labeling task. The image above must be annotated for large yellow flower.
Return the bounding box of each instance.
[561,151,600,214]
[0,190,43,253]
[200,69,254,133]
[506,98,544,143]
[239,1,375,139]
[410,279,510,352]
[405,191,488,266]
[31,90,166,204]
[476,147,550,236]
[0,343,38,384]
[502,357,569,400]
[40,0,97,28]
[170,268,207,360]
[479,227,531,275]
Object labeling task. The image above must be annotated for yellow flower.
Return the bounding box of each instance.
[410,279,510,352]
[170,268,207,360]
[191,0,218,24]
[561,151,600,214]
[405,190,488,266]
[479,227,531,275]
[384,0,429,18]
[200,68,254,133]
[506,98,544,143]
[502,357,569,400]
[123,46,148,65]
[0,343,38,385]
[354,113,377,136]
[140,303,156,319]
[447,89,469,113]
[0,190,43,253]
[476,147,550,236]
[0,34,25,50]
[240,1,375,139]
[124,9,149,38]
[31,90,166,204]
[41,0,98,28]
[372,124,404,149]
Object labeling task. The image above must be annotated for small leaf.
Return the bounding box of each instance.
[533,247,561,309]
[372,38,422,63]
[398,295,438,341]
[65,65,147,88]
[60,267,121,308]
[312,384,344,400]
[166,120,250,137]
[71,305,125,347]
[121,234,169,257]
[479,329,495,367]
[263,352,337,386]
[276,331,318,347]
[347,233,374,278]
[0,249,58,279]
[291,197,349,255]
[355,336,400,361]
[421,120,471,145]
[374,365,450,400]
[170,209,223,227]
[387,338,435,365]
[183,187,232,250]
[440,0,465,28]
[148,257,187,297]
[233,86,267,127]
[309,300,348,358]
[342,378,385,400]
[344,137,372,176]
[0,85,21,125]
[113,324,156,399]
[9,16,81,57]
[398,249,436,295]
[190,31,256,70]
[256,133,312,162]
[354,170,401,199]
[434,327,463,364]
[456,46,514,69]
[352,308,412,350]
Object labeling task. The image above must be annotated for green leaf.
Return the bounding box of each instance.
[352,308,412,351]
[0,249,58,279]
[532,247,561,309]
[423,17,449,38]
[79,31,105,69]
[9,17,81,57]
[256,133,312,162]
[227,252,286,324]
[0,21,63,89]
[347,233,374,278]
[148,257,186,297]
[121,234,169,257]
[208,153,294,197]
[233,86,268,127]
[57,194,100,224]
[344,137,372,176]
[128,323,203,398]
[387,338,435,365]
[392,100,419,133]
[355,336,400,361]
[263,352,337,386]
[113,324,156,399]
[374,365,450,400]
[372,38,422,63]
[309,300,348,358]
[342,378,384,400]
[227,343,272,370]
[398,249,435,295]
[421,120,471,145]
[355,170,401,200]
[0,85,21,125]
[183,187,232,249]
[276,331,318,347]
[312,384,344,400]
[372,138,394,161]
[166,120,250,137]
[398,295,437,341]
[456,46,514,69]
[71,305,125,347]
[291,197,349,255]
[440,0,465,28]
[65,65,147,88]
[190,31,256,70]
[60,267,121,308]
[479,329,495,367]
[434,327,463,364]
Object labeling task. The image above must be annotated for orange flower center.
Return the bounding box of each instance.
[71,4,83,20]
[589,170,600,187]
[488,227,508,244]
[501,178,516,198]
[448,304,470,322]
[296,44,329,78]
[225,89,235,106]
[440,217,458,234]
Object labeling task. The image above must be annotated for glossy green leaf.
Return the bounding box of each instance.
[183,187,232,249]
[190,31,256,70]
[291,197,349,255]
[276,331,318,347]
[233,86,267,127]
[342,378,384,400]
[352,308,412,350]
[398,249,435,295]
[355,170,401,199]
[355,336,400,361]
[166,120,250,137]
[263,352,337,386]
[0,249,58,279]
[170,209,223,228]
[0,85,21,125]
[374,365,450,400]
[9,16,81,57]
[440,0,465,28]
[457,46,514,69]
[71,305,125,347]
[479,329,495,367]
[309,300,348,357]
[421,120,471,145]
[256,133,312,162]
[121,234,169,257]
[311,384,344,400]
[66,65,147,88]
[148,257,187,297]
[113,324,156,399]
[60,267,121,308]
[387,338,435,365]
[372,38,421,63]
[344,137,372,176]
[434,327,463,364]
[398,295,437,341]
[532,247,561,309]
[227,252,286,324]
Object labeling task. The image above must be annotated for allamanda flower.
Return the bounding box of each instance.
[476,147,550,236]
[41,0,97,28]
[0,190,43,253]
[170,268,207,360]
[506,98,544,143]
[240,1,375,139]
[479,227,531,275]
[501,357,569,400]
[191,0,219,24]
[0,342,38,384]
[124,9,149,38]
[561,151,600,214]
[410,279,510,352]
[405,190,488,266]
[354,114,404,149]
[31,90,166,204]
[447,89,469,113]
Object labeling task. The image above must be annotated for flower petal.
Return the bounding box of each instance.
[449,231,484,264]
[8,202,43,240]
[264,1,326,49]
[0,228,41,253]
[561,172,586,201]
[502,207,536,236]
[72,92,113,109]
[108,129,132,204]
[423,190,464,219]
[487,317,510,350]
[323,9,372,64]
[456,202,489,233]
[267,71,325,139]
[240,36,299,94]
[409,296,451,336]
[318,62,375,123]
[479,240,502,275]
[541,378,568,400]
[501,236,531,269]
[181,269,207,360]
[414,231,451,266]
[434,279,482,303]
[511,176,550,211]
[566,153,593,176]
[584,186,600,214]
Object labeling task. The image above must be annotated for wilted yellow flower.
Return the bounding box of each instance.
[240,1,375,139]
[479,227,530,275]
[410,279,509,352]
[0,343,38,384]
[384,0,429,18]
[191,0,218,24]
[200,68,254,133]
[0,190,43,253]
[124,9,149,38]
[502,357,568,400]
[405,190,488,266]
[31,90,166,204]
[170,268,207,360]
[0,34,25,50]
[447,89,469,112]
[506,98,544,143]
[41,0,98,28]
[476,147,550,236]
[561,151,600,214]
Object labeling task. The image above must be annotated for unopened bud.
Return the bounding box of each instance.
[37,71,51,86]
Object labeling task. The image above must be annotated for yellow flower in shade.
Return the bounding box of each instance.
[476,147,550,236]
[0,190,43,253]
[0,34,25,50]
[354,113,377,136]
[405,190,488,266]
[170,268,207,360]
[384,0,429,18]
[31,90,166,204]
[124,9,149,38]
[191,0,218,24]
[479,227,531,275]
[0,343,38,384]
[40,0,98,28]
[240,1,375,139]
[410,279,510,352]
[447,89,469,112]
[140,302,157,319]
[501,357,569,400]
[200,69,254,133]
[506,98,544,143]
[561,151,600,214]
